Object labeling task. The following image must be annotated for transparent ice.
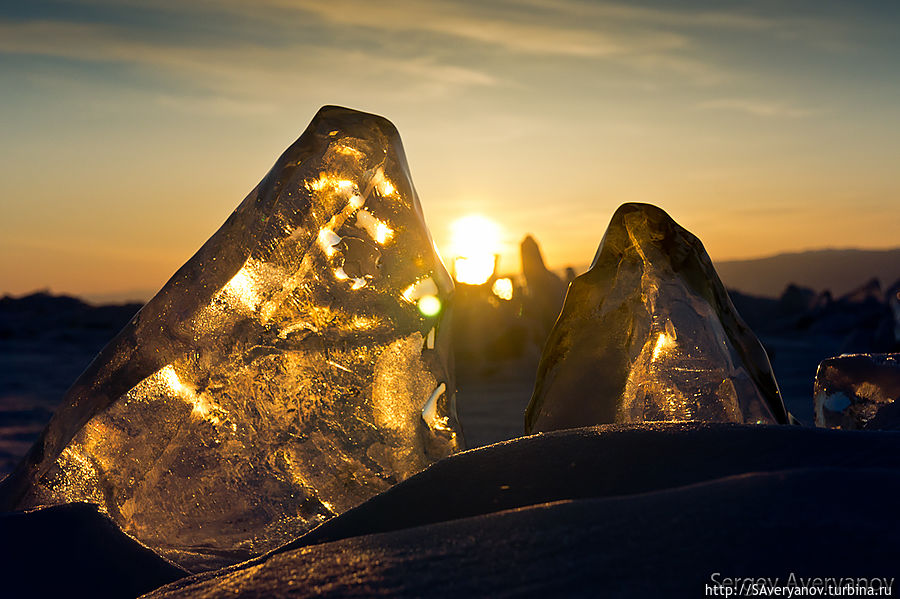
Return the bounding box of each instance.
[0,106,462,570]
[526,203,789,433]
[814,353,900,430]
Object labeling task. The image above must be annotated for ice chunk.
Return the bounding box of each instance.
[814,353,900,430]
[0,106,462,569]
[525,203,789,433]
[520,235,566,344]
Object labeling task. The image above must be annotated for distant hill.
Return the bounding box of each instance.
[715,248,900,298]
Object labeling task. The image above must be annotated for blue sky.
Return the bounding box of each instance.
[1,0,898,298]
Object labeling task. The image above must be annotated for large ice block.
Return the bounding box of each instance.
[0,106,462,569]
[525,203,789,433]
[814,353,900,430]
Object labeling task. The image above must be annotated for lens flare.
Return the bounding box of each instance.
[491,277,514,300]
[417,295,442,317]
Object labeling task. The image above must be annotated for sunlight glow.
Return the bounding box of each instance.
[450,214,502,285]
[454,256,496,285]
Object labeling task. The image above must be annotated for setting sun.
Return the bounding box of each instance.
[449,214,503,286]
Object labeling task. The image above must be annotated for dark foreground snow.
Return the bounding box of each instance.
[2,424,898,598]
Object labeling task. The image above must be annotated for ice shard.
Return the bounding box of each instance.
[0,106,462,569]
[525,203,789,433]
[814,353,900,430]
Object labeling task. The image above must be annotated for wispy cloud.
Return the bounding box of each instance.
[698,98,824,118]
[1,0,731,85]
[0,17,499,108]
[0,0,874,112]
[279,0,688,58]
[511,0,776,31]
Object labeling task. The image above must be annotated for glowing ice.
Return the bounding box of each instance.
[0,106,462,569]
[525,203,789,433]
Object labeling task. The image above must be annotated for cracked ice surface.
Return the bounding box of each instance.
[0,106,462,570]
[526,203,790,433]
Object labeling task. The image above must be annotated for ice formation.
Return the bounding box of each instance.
[891,287,900,344]
[525,203,789,433]
[520,235,567,343]
[814,353,900,430]
[0,106,462,569]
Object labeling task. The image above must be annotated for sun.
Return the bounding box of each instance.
[449,214,502,286]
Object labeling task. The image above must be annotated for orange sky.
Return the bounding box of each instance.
[1,0,898,300]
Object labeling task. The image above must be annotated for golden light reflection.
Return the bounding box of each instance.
[306,172,362,195]
[333,144,364,159]
[356,209,394,245]
[651,320,678,362]
[369,168,396,198]
[402,277,438,303]
[221,266,262,312]
[350,314,381,330]
[348,193,365,210]
[491,277,514,300]
[374,222,393,244]
[652,332,673,361]
[422,383,451,432]
[317,227,341,257]
[378,179,395,196]
[333,266,367,289]
[161,365,222,425]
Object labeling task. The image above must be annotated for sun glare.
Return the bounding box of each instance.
[450,214,502,285]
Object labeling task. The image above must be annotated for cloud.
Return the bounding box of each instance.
[698,98,823,118]
[277,0,688,58]
[511,0,776,31]
[0,18,499,108]
[0,0,867,107]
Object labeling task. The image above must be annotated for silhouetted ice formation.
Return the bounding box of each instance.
[0,106,462,569]
[890,282,900,344]
[520,235,566,343]
[814,353,900,430]
[525,203,789,433]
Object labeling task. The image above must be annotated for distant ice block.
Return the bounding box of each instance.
[814,353,900,430]
[0,106,462,569]
[525,203,790,433]
[890,285,900,344]
[520,235,566,343]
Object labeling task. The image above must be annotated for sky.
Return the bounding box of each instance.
[1,0,898,300]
